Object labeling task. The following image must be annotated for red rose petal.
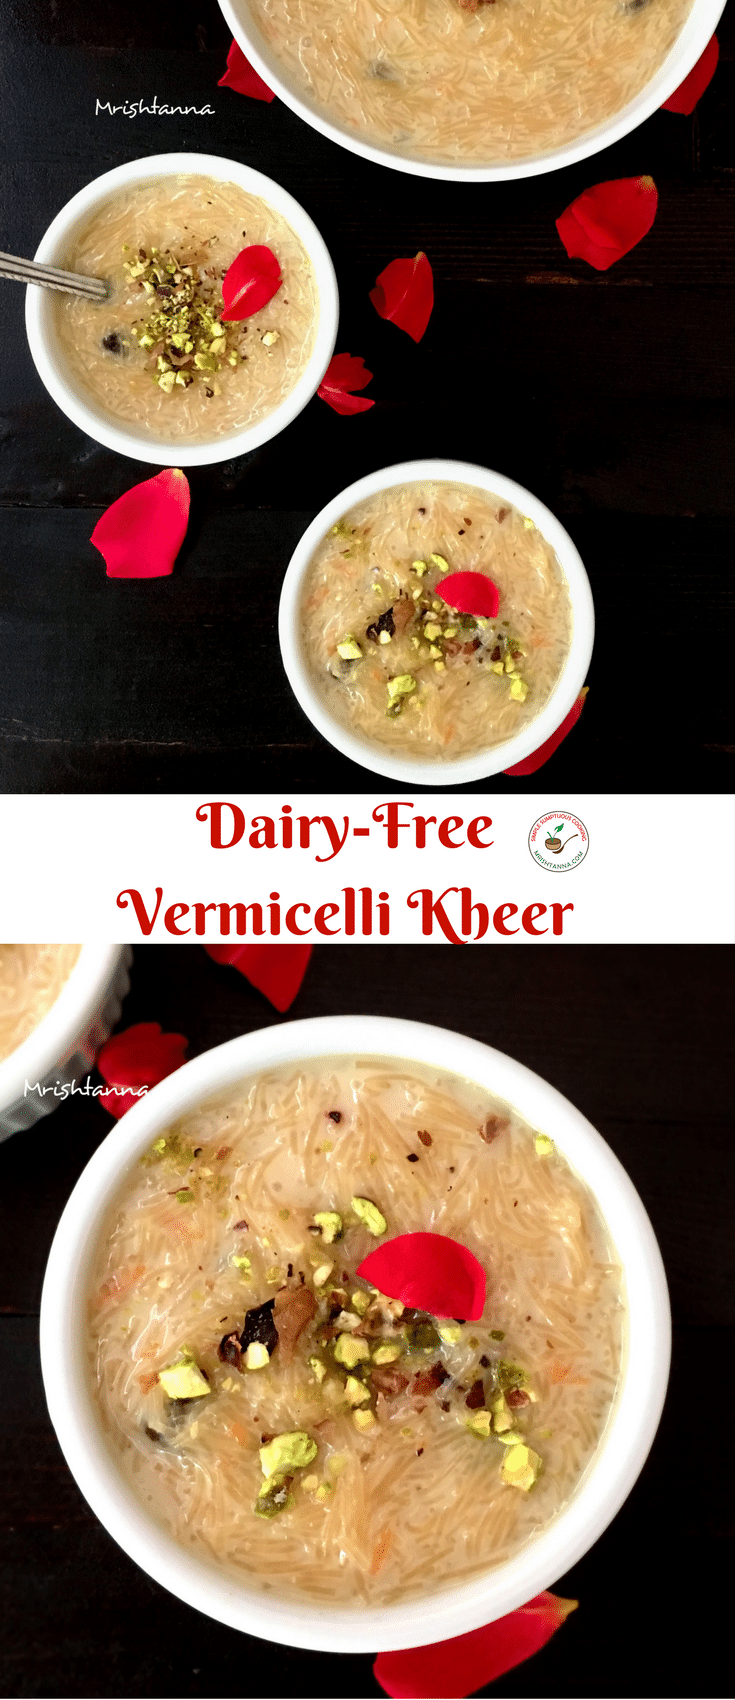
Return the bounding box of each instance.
[504,688,588,776]
[357,1232,486,1321]
[203,944,313,1012]
[556,176,658,271]
[97,1022,188,1119]
[369,251,434,343]
[221,244,282,322]
[317,352,375,416]
[90,469,190,580]
[374,1591,578,1699]
[662,35,719,113]
[218,39,276,103]
[437,572,499,619]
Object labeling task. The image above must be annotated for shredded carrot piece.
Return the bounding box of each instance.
[94,1262,145,1307]
[370,1526,393,1575]
[227,1421,249,1446]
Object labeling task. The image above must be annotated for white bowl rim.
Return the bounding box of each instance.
[278,457,595,784]
[40,1012,670,1654]
[25,151,339,467]
[219,0,726,183]
[0,944,129,1111]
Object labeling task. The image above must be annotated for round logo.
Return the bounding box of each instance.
[528,810,589,872]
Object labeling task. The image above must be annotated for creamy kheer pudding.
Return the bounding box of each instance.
[0,945,81,1063]
[53,176,318,442]
[88,1059,624,1603]
[246,0,692,166]
[300,481,572,760]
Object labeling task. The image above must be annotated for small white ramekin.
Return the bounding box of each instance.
[278,458,594,785]
[25,153,339,467]
[219,0,725,183]
[0,945,132,1142]
[40,1013,670,1654]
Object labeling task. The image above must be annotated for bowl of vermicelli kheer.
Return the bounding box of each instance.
[219,0,723,181]
[40,1014,669,1651]
[279,459,594,784]
[25,154,338,466]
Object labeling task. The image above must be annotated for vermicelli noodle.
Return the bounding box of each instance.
[54,177,318,443]
[246,0,693,166]
[0,945,80,1063]
[300,481,572,759]
[89,1058,624,1604]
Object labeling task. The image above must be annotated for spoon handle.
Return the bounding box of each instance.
[0,250,109,300]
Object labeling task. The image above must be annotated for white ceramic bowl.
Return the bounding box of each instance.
[219,0,725,183]
[25,153,339,467]
[0,945,132,1141]
[278,458,594,785]
[40,1013,670,1654]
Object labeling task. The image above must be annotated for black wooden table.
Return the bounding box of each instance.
[0,3,734,791]
[0,944,731,1698]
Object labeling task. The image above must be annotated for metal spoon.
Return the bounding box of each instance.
[0,249,109,301]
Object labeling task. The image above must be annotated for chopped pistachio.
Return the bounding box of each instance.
[400,1426,413,1439]
[433,659,446,672]
[534,1135,554,1156]
[254,1478,295,1518]
[302,1474,319,1492]
[328,1453,347,1476]
[491,661,505,675]
[490,1329,506,1341]
[495,1428,525,1446]
[498,1361,529,1393]
[412,559,428,575]
[261,329,280,346]
[334,1335,370,1369]
[344,1375,371,1406]
[372,1342,402,1365]
[466,1409,493,1439]
[444,626,457,638]
[312,1263,333,1288]
[378,630,392,645]
[158,1353,210,1401]
[523,517,535,530]
[331,520,353,538]
[334,1310,361,1332]
[350,1290,371,1316]
[312,1210,343,1243]
[510,676,528,702]
[430,553,449,572]
[353,1408,376,1431]
[260,1430,317,1480]
[437,1321,463,1346]
[490,1392,514,1433]
[411,588,422,601]
[501,1443,542,1490]
[337,636,362,661]
[309,1356,327,1384]
[424,622,443,642]
[316,1482,333,1501]
[158,370,176,393]
[230,1254,251,1270]
[405,1319,440,1352]
[386,675,416,704]
[244,1342,270,1371]
[351,1197,387,1236]
[265,1265,284,1284]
